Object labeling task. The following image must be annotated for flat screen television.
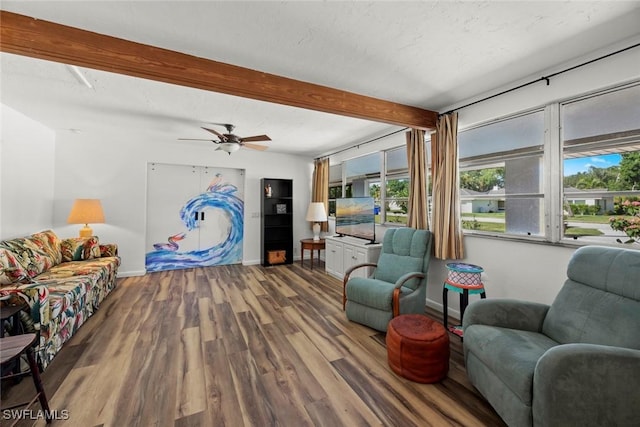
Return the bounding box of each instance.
[335,197,376,243]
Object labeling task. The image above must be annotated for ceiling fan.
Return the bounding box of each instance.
[179,123,271,154]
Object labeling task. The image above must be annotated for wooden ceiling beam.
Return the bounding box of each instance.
[0,11,438,130]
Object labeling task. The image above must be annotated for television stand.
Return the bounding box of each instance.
[324,235,382,280]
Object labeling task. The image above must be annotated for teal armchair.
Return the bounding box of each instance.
[342,228,433,332]
[463,245,640,427]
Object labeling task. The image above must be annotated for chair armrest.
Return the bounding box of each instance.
[99,243,119,257]
[392,272,425,317]
[462,298,549,333]
[533,344,640,426]
[343,263,377,283]
[393,272,425,289]
[342,263,377,310]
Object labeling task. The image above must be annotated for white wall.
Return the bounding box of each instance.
[328,38,640,318]
[0,104,56,238]
[49,132,313,276]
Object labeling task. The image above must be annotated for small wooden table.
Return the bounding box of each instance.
[300,238,325,270]
[0,303,26,338]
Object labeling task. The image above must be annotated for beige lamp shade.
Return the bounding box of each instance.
[305,202,327,241]
[67,199,105,237]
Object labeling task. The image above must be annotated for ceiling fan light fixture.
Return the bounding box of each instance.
[219,142,241,154]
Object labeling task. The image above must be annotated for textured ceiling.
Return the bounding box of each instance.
[2,1,640,157]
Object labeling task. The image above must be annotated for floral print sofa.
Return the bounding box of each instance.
[0,230,120,369]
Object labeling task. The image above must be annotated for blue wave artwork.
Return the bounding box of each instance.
[146,175,244,272]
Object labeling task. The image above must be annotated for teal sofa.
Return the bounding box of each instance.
[462,245,640,427]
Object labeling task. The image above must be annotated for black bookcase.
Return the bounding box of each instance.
[261,178,293,266]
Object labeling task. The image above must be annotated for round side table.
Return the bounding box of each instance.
[300,238,325,270]
[442,262,486,338]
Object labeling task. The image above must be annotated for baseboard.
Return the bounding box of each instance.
[426,298,461,321]
[117,270,146,277]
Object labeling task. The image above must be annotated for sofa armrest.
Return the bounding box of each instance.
[533,343,640,426]
[5,282,51,330]
[462,298,549,333]
[99,243,119,257]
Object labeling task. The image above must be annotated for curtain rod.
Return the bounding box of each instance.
[441,41,640,116]
[315,127,407,160]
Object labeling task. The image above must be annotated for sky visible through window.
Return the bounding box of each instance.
[563,153,621,177]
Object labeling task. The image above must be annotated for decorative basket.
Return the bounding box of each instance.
[267,250,287,265]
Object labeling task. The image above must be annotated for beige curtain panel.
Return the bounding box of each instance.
[431,112,464,260]
[312,158,330,232]
[406,129,429,230]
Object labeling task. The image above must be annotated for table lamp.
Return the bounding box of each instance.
[305,202,327,241]
[67,199,105,237]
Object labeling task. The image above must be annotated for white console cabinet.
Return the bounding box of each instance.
[325,235,382,280]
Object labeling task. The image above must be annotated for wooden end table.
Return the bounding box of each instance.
[300,238,325,270]
[0,303,26,338]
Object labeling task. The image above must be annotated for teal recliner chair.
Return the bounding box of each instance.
[463,245,640,427]
[342,228,433,332]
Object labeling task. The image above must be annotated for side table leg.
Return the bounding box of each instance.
[460,289,469,324]
[442,285,449,330]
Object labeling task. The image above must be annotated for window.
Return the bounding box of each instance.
[459,110,545,237]
[385,147,409,224]
[332,133,421,226]
[561,83,640,244]
[457,81,640,246]
[345,152,382,222]
[328,164,343,216]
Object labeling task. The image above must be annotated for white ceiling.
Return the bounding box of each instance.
[2,1,640,157]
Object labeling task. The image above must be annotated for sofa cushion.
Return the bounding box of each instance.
[61,237,101,262]
[374,229,428,289]
[0,237,55,278]
[565,245,640,300]
[0,248,28,284]
[542,280,640,349]
[31,230,63,265]
[464,324,558,404]
[543,246,640,349]
[345,276,414,310]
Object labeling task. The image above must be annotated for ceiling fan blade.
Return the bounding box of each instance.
[243,142,269,151]
[202,127,227,141]
[240,134,271,142]
[178,138,214,141]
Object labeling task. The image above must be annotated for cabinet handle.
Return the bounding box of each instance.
[194,212,198,221]
[201,212,205,221]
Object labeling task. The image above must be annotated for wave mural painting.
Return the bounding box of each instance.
[146,175,244,272]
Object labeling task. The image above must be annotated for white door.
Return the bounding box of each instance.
[146,163,244,272]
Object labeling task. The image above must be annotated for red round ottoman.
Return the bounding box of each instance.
[386,314,450,383]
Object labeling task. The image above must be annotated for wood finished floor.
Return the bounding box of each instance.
[2,261,505,427]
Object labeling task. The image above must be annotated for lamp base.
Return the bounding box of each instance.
[312,222,321,241]
[78,225,93,238]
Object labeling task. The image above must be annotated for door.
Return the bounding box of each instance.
[146,163,244,272]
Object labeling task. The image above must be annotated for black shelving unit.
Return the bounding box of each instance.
[261,178,293,266]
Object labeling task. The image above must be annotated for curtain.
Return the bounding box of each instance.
[431,112,464,259]
[312,158,330,232]
[406,129,429,230]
